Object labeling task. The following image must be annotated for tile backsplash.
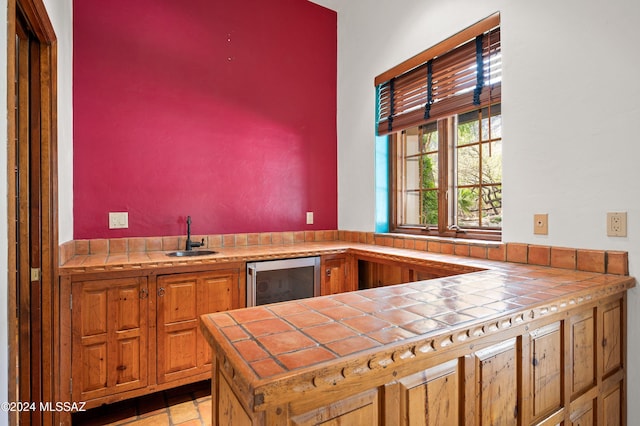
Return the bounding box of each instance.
[59,229,629,276]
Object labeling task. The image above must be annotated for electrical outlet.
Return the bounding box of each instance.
[306,212,314,225]
[533,214,548,235]
[109,212,129,229]
[607,212,627,237]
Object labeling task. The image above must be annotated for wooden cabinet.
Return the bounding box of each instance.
[570,397,596,426]
[601,380,623,425]
[358,259,406,288]
[473,338,520,426]
[320,254,355,295]
[600,299,623,379]
[206,293,627,426]
[62,262,245,414]
[389,359,460,425]
[569,308,597,399]
[290,389,379,425]
[356,256,473,290]
[157,269,242,383]
[71,277,149,402]
[525,322,563,423]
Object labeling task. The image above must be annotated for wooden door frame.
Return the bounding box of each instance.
[7,0,58,424]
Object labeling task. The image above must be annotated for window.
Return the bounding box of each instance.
[376,14,501,240]
[394,103,502,239]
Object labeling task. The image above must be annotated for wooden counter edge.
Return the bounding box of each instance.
[199,275,635,414]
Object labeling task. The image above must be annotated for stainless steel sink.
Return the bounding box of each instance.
[166,250,218,257]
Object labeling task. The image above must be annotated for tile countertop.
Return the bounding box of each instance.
[196,245,635,409]
[59,241,354,274]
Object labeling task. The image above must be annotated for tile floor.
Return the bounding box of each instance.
[72,381,211,426]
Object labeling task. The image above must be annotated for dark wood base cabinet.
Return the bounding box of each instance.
[57,262,245,425]
[210,293,626,426]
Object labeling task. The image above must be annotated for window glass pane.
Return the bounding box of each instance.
[481,185,502,227]
[457,187,479,227]
[478,104,501,139]
[405,128,420,156]
[422,124,438,153]
[482,141,502,184]
[457,146,479,186]
[457,118,479,145]
[490,115,502,139]
[405,191,421,225]
[421,153,438,188]
[422,190,438,225]
[405,157,420,190]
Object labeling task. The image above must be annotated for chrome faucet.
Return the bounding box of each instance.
[185,216,204,251]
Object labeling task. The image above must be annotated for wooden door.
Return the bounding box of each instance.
[71,277,148,402]
[10,4,58,424]
[601,381,623,425]
[569,309,596,399]
[526,322,563,423]
[391,359,460,425]
[321,255,354,295]
[570,397,596,426]
[290,388,379,425]
[157,269,240,383]
[473,338,519,426]
[598,297,625,425]
[600,299,622,379]
[218,373,253,426]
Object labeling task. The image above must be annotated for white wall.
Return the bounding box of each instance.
[336,0,640,419]
[0,0,9,422]
[43,0,74,243]
[0,2,72,424]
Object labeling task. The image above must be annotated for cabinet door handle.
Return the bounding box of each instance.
[326,268,331,277]
[139,288,148,299]
[158,287,165,297]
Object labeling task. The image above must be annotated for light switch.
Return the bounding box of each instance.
[306,212,314,225]
[109,212,129,229]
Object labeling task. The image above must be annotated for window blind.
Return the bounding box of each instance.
[377,21,501,136]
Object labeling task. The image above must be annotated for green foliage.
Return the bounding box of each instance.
[421,156,438,225]
[457,188,475,215]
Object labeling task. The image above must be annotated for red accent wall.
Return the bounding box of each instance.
[73,0,337,238]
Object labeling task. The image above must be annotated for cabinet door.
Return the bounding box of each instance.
[392,359,460,425]
[71,277,148,402]
[527,322,563,422]
[473,338,519,426]
[570,397,596,426]
[290,388,379,425]
[600,299,623,379]
[601,380,623,426]
[358,259,405,289]
[569,309,596,399]
[157,269,240,383]
[321,254,354,295]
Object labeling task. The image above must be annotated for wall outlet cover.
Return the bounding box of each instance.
[533,214,548,235]
[607,212,627,237]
